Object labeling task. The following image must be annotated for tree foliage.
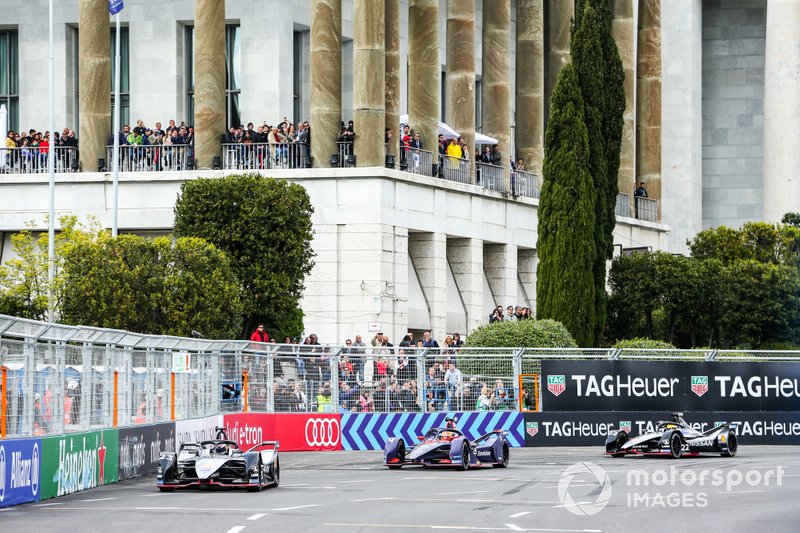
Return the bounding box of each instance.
[689,222,800,268]
[173,174,315,340]
[60,233,243,338]
[536,63,597,347]
[464,319,578,349]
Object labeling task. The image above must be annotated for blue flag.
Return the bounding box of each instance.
[109,0,124,15]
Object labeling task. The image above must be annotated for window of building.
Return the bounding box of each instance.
[0,30,19,132]
[185,24,241,128]
[110,27,130,128]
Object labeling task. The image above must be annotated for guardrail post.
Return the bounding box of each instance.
[329,349,341,412]
[171,371,177,420]
[266,350,275,413]
[113,370,119,427]
[512,349,523,410]
[610,348,622,360]
[1,365,7,438]
[23,339,36,436]
[706,350,718,362]
[418,349,429,412]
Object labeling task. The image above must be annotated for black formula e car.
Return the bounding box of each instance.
[605,412,738,458]
[157,427,280,491]
[383,418,510,470]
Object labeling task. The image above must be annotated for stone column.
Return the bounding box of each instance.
[515,0,544,176]
[311,0,342,167]
[447,238,484,335]
[517,248,537,314]
[612,0,636,199]
[545,0,574,113]
[385,0,400,161]
[409,232,447,340]
[194,0,226,169]
[353,0,385,167]
[661,0,702,254]
[637,0,661,207]
[446,0,476,180]
[78,0,111,172]
[763,0,800,223]
[484,243,517,311]
[408,0,439,161]
[482,0,511,191]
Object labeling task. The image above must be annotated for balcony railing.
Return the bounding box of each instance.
[513,169,539,198]
[477,162,506,193]
[401,147,435,177]
[635,196,659,222]
[1,146,79,174]
[439,154,470,184]
[616,193,631,217]
[222,142,310,170]
[106,144,192,172]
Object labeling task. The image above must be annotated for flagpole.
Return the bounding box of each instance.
[47,0,55,323]
[111,9,122,237]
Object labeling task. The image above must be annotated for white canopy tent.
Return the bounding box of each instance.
[399,114,460,139]
[475,132,499,145]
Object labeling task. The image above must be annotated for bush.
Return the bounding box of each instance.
[464,319,578,349]
[612,338,676,349]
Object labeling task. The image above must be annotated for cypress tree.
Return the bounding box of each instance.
[536,63,597,347]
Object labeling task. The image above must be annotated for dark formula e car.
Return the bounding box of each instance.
[605,412,738,458]
[157,427,280,491]
[383,418,510,470]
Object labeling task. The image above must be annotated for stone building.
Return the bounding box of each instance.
[0,0,798,341]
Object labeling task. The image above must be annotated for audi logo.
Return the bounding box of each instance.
[305,418,340,447]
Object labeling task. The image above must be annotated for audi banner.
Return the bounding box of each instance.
[541,360,800,411]
[223,413,342,451]
[523,411,800,446]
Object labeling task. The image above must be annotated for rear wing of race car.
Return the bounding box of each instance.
[246,441,280,453]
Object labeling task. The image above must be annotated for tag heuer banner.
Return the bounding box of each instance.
[540,360,800,411]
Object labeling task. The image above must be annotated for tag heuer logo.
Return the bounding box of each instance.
[691,376,708,397]
[547,375,566,396]
[526,422,539,437]
[619,421,632,433]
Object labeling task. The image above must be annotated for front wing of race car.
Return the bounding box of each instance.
[157,442,280,491]
[384,431,510,470]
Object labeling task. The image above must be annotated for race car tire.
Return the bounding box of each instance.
[492,443,510,468]
[269,457,281,487]
[669,431,683,459]
[458,451,470,471]
[721,432,738,457]
[388,440,405,469]
[610,431,629,457]
[247,457,264,492]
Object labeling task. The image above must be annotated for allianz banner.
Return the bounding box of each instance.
[118,423,176,480]
[0,438,41,508]
[541,360,800,411]
[523,411,800,446]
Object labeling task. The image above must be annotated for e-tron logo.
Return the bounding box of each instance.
[558,462,612,516]
[0,445,6,503]
[304,418,340,447]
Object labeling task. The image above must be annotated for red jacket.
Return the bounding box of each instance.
[250,330,270,343]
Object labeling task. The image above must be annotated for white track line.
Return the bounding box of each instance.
[271,504,320,511]
[509,512,531,519]
[436,490,489,496]
[225,527,246,533]
[505,525,524,532]
[247,513,267,521]
[324,523,601,532]
[80,497,117,502]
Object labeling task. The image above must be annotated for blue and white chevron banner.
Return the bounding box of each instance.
[341,411,525,450]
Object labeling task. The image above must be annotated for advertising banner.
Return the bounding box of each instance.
[39,429,119,500]
[118,423,176,480]
[175,415,222,451]
[223,413,342,451]
[541,360,800,411]
[522,411,800,446]
[0,438,41,508]
[341,411,525,451]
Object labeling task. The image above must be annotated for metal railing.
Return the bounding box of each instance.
[616,193,631,218]
[513,169,539,198]
[106,144,192,172]
[0,146,79,174]
[401,147,434,177]
[439,154,471,184]
[635,196,659,222]
[222,142,310,171]
[477,162,506,193]
[336,141,356,167]
[4,314,799,437]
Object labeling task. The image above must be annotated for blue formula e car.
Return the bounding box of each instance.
[383,418,510,470]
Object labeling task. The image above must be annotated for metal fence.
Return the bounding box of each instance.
[106,144,192,172]
[0,146,79,174]
[222,142,310,171]
[3,313,800,439]
[635,196,659,222]
[513,169,539,198]
[401,147,434,176]
[477,162,506,193]
[439,154,470,184]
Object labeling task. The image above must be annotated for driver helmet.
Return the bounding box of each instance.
[215,444,228,454]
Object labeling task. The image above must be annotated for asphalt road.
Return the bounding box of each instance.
[2,446,799,533]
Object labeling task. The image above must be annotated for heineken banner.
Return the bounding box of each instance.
[523,411,800,446]
[541,360,800,411]
[118,423,176,480]
[0,438,41,508]
[40,429,119,500]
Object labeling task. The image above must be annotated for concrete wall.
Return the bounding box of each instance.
[701,0,766,230]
